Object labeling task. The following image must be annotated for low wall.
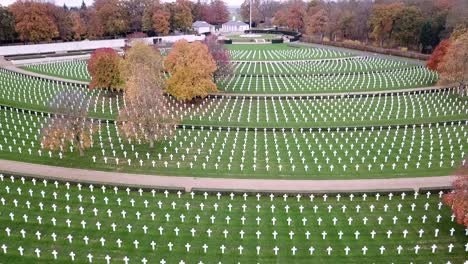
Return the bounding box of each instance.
[0,35,204,56]
[301,35,430,61]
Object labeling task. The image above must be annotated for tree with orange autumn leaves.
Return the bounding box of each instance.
[443,161,468,228]
[153,8,171,35]
[94,0,129,37]
[71,12,86,40]
[9,1,59,43]
[273,0,306,31]
[88,48,125,91]
[41,91,94,157]
[437,32,468,86]
[164,40,217,101]
[426,39,451,71]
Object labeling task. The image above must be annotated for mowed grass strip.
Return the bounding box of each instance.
[0,107,466,179]
[185,91,467,128]
[21,60,91,82]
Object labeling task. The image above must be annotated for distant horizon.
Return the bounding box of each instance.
[0,0,243,8]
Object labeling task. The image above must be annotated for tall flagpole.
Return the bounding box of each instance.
[249,0,252,31]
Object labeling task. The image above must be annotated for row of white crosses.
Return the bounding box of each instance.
[0,69,121,116]
[1,175,467,262]
[232,56,410,75]
[92,122,465,172]
[187,88,465,125]
[0,106,465,173]
[3,243,467,257]
[219,66,437,93]
[228,47,350,61]
[24,59,91,81]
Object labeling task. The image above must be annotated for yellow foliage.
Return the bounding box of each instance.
[119,44,178,148]
[123,41,165,100]
[164,40,218,101]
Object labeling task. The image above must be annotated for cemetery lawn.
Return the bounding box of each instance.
[0,176,466,263]
[19,66,91,82]
[226,34,281,40]
[227,44,354,61]
[226,43,304,50]
[0,107,466,179]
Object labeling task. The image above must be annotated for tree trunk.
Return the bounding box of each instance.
[149,139,155,149]
[79,146,84,157]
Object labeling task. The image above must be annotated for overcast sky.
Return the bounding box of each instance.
[0,0,245,7]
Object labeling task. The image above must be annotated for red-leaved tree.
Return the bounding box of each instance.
[203,35,232,82]
[443,160,468,228]
[426,39,451,71]
[88,48,124,91]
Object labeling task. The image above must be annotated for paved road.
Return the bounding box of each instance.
[0,160,458,193]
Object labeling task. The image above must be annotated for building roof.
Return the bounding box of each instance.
[192,21,214,28]
[223,21,249,27]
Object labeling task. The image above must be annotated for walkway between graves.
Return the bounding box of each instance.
[0,160,459,193]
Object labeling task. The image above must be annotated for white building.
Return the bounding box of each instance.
[192,21,215,34]
[222,21,250,32]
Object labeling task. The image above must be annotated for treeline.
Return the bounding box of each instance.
[1,0,466,53]
[0,0,230,44]
[242,0,467,53]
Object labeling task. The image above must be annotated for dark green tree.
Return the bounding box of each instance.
[0,7,16,43]
[81,0,87,10]
[419,20,436,53]
[393,6,424,47]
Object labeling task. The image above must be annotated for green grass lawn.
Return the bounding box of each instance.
[227,34,282,40]
[0,107,466,179]
[232,57,415,75]
[0,44,464,180]
[0,175,466,263]
[20,60,91,82]
[225,43,303,50]
[0,70,120,120]
[185,93,467,128]
[218,67,438,94]
[227,44,354,61]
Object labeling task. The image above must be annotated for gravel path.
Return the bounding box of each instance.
[0,160,459,193]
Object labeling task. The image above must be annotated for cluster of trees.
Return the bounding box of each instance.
[43,38,228,155]
[239,0,467,52]
[0,0,231,43]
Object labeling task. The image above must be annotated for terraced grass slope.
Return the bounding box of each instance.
[0,175,466,263]
[0,43,465,179]
[0,106,466,178]
[21,60,91,82]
